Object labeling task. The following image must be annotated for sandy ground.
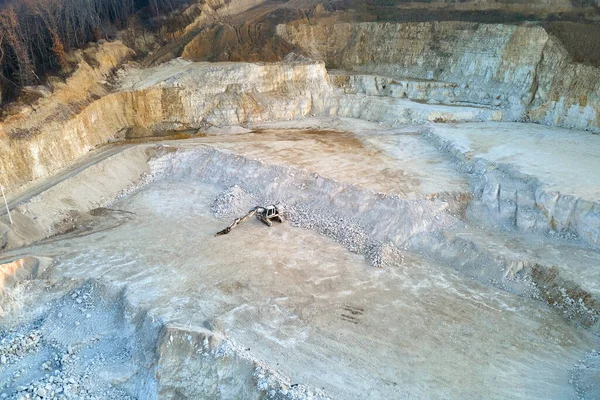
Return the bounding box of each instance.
[3,178,596,399]
[201,127,468,198]
[1,120,600,399]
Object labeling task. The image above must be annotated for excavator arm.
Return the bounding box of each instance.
[215,205,283,236]
[215,208,257,236]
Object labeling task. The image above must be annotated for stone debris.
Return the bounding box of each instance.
[0,283,148,400]
[365,242,406,269]
[286,203,372,256]
[11,364,133,400]
[211,185,255,220]
[0,331,42,366]
[1,1,600,398]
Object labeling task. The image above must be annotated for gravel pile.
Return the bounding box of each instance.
[365,242,406,269]
[0,331,41,367]
[211,185,255,219]
[285,203,373,255]
[0,282,156,400]
[11,347,133,400]
[209,185,391,268]
[189,146,454,269]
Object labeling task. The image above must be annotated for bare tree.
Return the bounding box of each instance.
[0,0,192,102]
[0,6,35,86]
[26,0,67,69]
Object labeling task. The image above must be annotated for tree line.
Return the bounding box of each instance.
[0,0,189,103]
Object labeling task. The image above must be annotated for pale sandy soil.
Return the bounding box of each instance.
[1,122,599,399]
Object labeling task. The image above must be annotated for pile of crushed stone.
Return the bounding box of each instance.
[0,282,158,400]
[211,185,256,220]
[210,186,406,269]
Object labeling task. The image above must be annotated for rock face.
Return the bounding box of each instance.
[529,36,600,131]
[277,21,600,131]
[118,60,330,129]
[0,56,515,196]
[2,8,600,222]
[0,61,331,194]
[277,22,548,120]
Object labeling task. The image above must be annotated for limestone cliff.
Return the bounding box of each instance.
[0,61,331,194]
[346,0,599,15]
[277,20,600,131]
[277,22,548,120]
[529,36,600,131]
[3,1,600,209]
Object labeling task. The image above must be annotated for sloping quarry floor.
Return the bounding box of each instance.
[1,119,600,399]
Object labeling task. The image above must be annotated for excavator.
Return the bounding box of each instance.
[215,205,283,236]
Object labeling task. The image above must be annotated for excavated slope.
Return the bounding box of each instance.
[0,61,330,194]
[0,57,504,196]
[1,133,599,398]
[277,21,600,131]
[1,2,600,399]
[3,14,600,198]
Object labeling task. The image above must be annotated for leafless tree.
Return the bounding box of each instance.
[0,6,35,86]
[0,0,191,102]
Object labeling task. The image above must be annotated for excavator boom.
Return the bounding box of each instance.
[215,205,283,236]
[215,209,257,236]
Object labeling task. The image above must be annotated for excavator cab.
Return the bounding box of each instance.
[265,205,278,218]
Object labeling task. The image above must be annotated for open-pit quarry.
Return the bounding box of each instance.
[2,1,600,399]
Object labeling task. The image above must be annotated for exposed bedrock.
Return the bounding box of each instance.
[2,21,600,196]
[278,22,547,119]
[422,124,600,250]
[148,147,600,332]
[2,4,600,198]
[0,61,330,194]
[277,21,600,130]
[327,0,600,19]
[0,59,508,196]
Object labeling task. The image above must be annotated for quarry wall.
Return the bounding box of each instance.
[2,18,600,204]
[0,61,331,194]
[277,21,600,131]
[359,0,600,14]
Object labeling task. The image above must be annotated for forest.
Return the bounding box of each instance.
[0,0,190,103]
